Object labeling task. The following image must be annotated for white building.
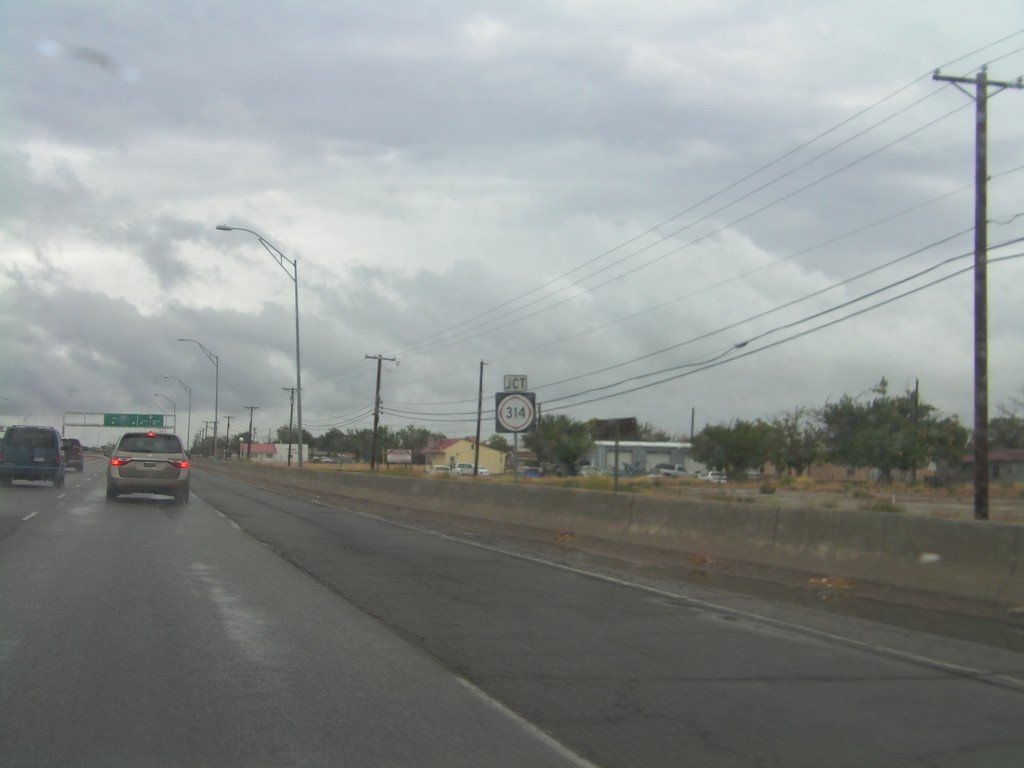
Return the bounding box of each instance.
[587,441,694,473]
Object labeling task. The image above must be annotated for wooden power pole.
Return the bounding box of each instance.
[933,66,1023,521]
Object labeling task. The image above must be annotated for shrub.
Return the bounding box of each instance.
[860,499,903,514]
[779,475,817,490]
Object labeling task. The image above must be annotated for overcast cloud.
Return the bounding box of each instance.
[3,1,1024,446]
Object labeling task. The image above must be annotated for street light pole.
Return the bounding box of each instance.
[217,225,303,468]
[164,375,192,447]
[154,393,177,432]
[178,338,219,459]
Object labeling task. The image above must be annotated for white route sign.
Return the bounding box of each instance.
[503,374,528,392]
[495,392,536,433]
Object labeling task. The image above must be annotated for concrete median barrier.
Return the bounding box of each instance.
[198,461,1024,608]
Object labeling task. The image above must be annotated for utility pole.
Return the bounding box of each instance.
[203,421,215,458]
[933,66,1023,521]
[223,415,233,459]
[366,354,397,470]
[283,388,296,467]
[474,360,487,476]
[910,380,920,486]
[244,405,259,458]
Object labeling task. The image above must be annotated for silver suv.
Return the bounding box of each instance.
[107,431,190,504]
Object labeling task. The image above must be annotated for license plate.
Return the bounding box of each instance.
[144,461,157,469]
[32,456,45,463]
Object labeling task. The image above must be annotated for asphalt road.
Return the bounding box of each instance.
[2,461,1024,767]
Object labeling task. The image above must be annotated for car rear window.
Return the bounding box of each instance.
[118,435,183,453]
[5,428,57,449]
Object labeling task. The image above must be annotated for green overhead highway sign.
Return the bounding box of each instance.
[103,413,165,428]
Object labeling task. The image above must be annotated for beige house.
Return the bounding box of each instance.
[420,437,504,474]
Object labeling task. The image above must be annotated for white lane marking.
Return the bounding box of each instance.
[455,677,602,768]
[22,511,38,521]
[215,510,242,530]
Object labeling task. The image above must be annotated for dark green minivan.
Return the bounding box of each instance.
[0,425,66,488]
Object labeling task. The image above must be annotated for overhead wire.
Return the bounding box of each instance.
[385,54,1024,409]
[384,73,954,360]
[307,31,1024,425]
[533,226,978,392]
[543,251,1024,413]
[385,28,1024,362]
[367,237,1024,421]
[392,99,973,363]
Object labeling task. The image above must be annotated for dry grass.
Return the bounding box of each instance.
[244,460,1024,522]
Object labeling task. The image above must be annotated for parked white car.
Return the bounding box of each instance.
[454,463,489,476]
[430,465,452,475]
[650,463,687,477]
[698,470,727,484]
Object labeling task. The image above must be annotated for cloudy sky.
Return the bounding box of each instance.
[3,1,1024,447]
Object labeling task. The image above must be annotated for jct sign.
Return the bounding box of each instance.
[495,392,536,433]
[503,375,528,392]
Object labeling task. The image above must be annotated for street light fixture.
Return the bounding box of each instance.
[154,393,177,431]
[178,338,219,459]
[216,224,303,467]
[164,375,192,447]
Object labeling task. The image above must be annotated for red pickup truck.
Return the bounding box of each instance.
[62,438,84,472]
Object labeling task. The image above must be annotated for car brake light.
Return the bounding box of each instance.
[110,457,132,467]
[169,460,189,469]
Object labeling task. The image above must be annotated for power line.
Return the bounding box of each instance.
[394,101,974,363]
[301,34,1024,434]
[385,32,1024,362]
[543,252,1024,413]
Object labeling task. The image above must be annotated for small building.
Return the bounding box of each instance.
[419,437,504,475]
[586,441,693,473]
[959,448,1024,484]
[243,442,309,464]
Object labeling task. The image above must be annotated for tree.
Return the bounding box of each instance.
[990,401,1024,449]
[820,378,968,483]
[767,408,824,476]
[523,415,594,474]
[318,428,348,455]
[634,421,673,441]
[276,425,315,446]
[486,434,512,455]
[691,419,774,476]
[394,425,435,451]
[225,432,246,459]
